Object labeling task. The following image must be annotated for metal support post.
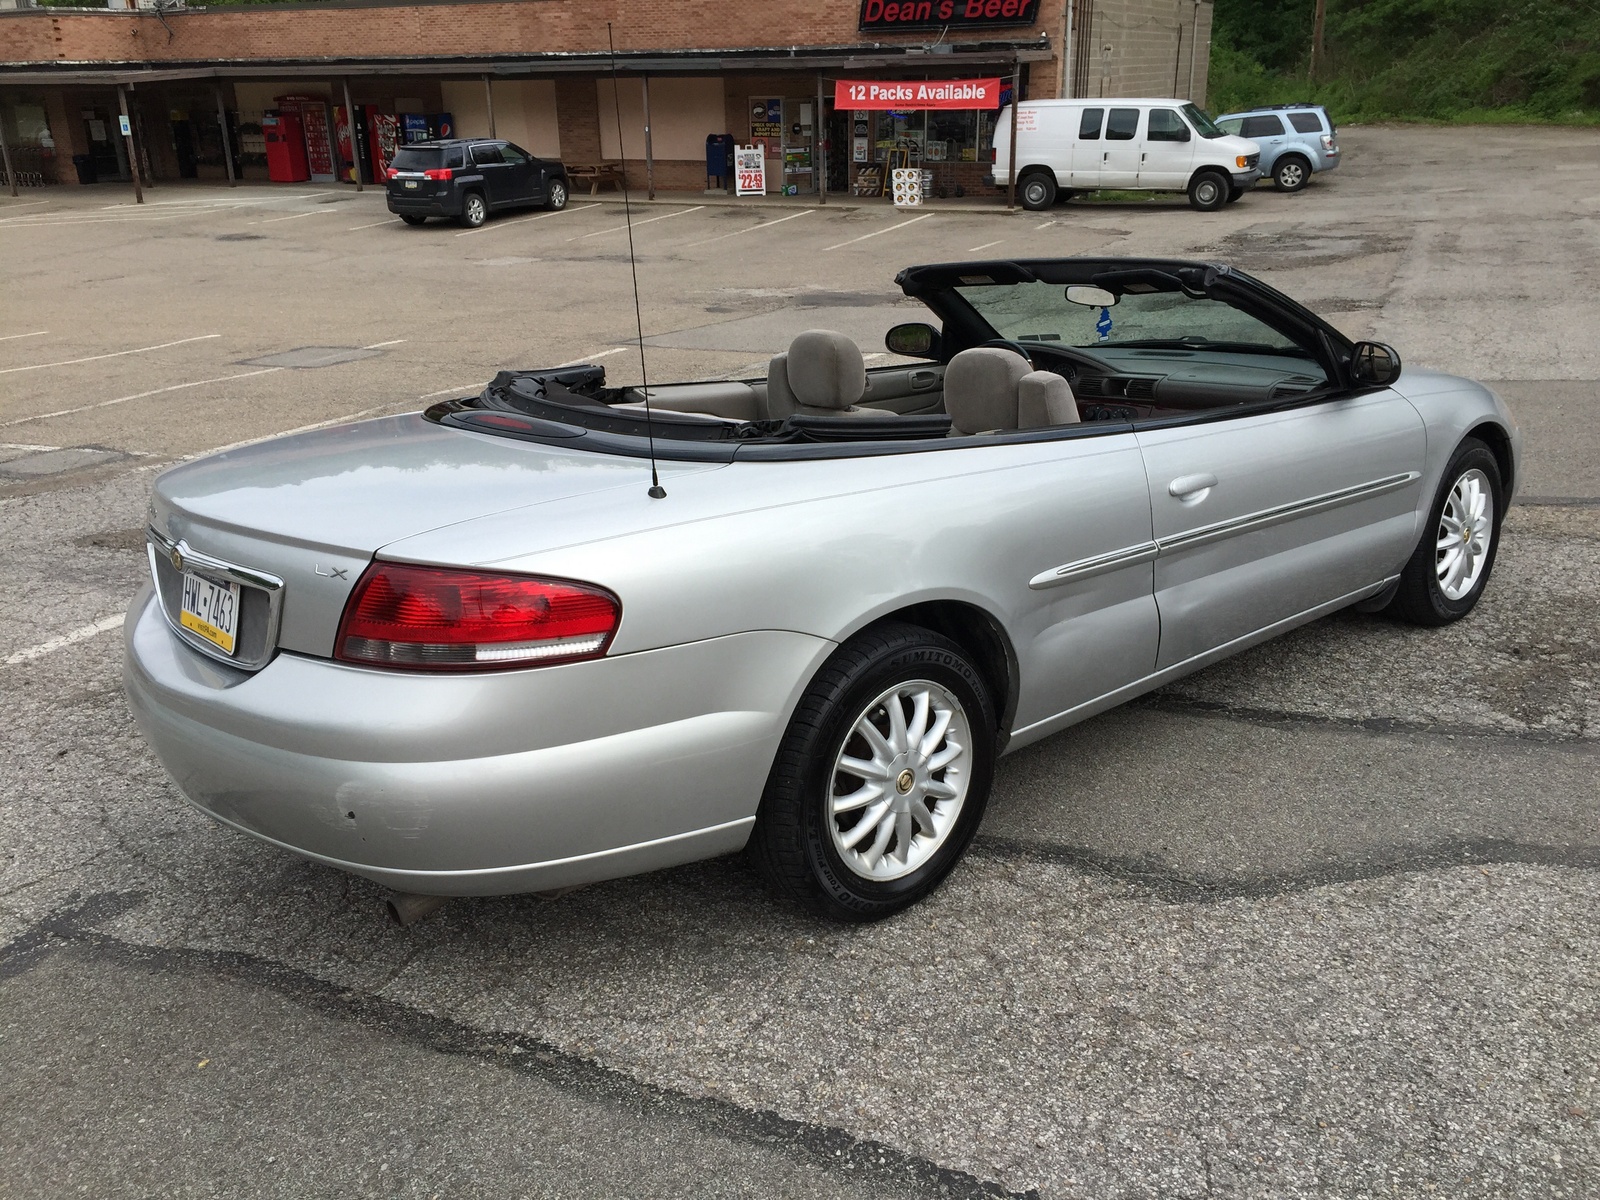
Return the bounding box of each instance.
[483,75,496,137]
[341,77,362,190]
[216,85,236,186]
[816,74,826,205]
[1006,64,1020,211]
[0,106,17,197]
[641,75,655,200]
[117,83,144,204]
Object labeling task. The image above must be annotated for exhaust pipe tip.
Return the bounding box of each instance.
[386,892,450,927]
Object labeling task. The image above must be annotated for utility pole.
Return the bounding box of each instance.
[117,83,144,204]
[1310,0,1327,82]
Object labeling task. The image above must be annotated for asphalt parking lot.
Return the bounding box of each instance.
[2,124,1597,1198]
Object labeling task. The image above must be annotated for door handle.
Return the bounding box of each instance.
[909,369,939,390]
[1168,473,1217,504]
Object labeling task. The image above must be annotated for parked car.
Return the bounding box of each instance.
[1215,104,1340,192]
[126,257,1518,922]
[991,99,1262,211]
[385,138,569,227]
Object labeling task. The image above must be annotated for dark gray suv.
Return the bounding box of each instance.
[385,139,569,227]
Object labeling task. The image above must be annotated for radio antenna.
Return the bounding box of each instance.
[607,22,666,499]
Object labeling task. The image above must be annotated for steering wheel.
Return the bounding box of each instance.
[976,338,1104,380]
[977,338,1042,368]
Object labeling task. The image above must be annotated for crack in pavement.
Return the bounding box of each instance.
[971,834,1600,904]
[0,891,1037,1200]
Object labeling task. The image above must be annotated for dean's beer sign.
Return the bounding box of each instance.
[859,0,1041,32]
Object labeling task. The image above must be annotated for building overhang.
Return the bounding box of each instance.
[0,40,1055,88]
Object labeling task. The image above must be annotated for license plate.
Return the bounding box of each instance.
[179,571,240,655]
[404,180,419,189]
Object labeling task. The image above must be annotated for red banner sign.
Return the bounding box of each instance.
[834,78,1002,110]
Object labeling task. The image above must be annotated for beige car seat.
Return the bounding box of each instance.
[945,347,1080,434]
[765,330,876,418]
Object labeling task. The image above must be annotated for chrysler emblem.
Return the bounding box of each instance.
[170,547,184,572]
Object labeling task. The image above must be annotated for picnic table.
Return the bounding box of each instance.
[566,161,625,195]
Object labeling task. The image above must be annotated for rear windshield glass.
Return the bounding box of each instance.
[1288,111,1325,134]
[390,146,461,171]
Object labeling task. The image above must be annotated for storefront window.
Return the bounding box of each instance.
[870,105,993,166]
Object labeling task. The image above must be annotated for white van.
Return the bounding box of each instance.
[992,98,1262,212]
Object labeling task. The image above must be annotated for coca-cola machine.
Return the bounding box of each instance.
[275,95,335,183]
[366,110,400,183]
[261,111,309,183]
[334,105,370,184]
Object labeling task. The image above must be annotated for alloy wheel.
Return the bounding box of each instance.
[1278,161,1306,189]
[1436,467,1494,600]
[827,680,971,882]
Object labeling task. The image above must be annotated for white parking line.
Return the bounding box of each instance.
[967,240,1005,252]
[0,367,281,427]
[0,329,49,342]
[684,209,815,248]
[0,442,60,452]
[822,213,933,251]
[553,347,628,367]
[1035,220,1057,229]
[348,218,398,230]
[363,339,407,349]
[0,334,221,377]
[0,213,209,229]
[455,203,600,237]
[0,200,53,219]
[571,206,703,240]
[256,209,336,224]
[417,382,489,400]
[4,613,125,667]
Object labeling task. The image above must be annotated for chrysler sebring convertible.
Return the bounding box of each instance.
[125,258,1518,920]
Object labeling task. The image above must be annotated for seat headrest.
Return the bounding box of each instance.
[944,347,1031,434]
[1018,371,1081,427]
[786,330,866,410]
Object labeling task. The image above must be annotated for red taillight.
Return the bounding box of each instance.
[385,167,400,180]
[335,563,620,671]
[423,167,454,181]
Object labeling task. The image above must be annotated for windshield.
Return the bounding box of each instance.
[1182,103,1225,139]
[955,281,1305,355]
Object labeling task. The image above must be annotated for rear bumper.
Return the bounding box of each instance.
[124,585,832,895]
[385,189,462,217]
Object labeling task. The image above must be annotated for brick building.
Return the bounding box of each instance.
[0,0,1212,195]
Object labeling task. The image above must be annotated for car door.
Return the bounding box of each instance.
[1098,107,1142,188]
[858,363,944,414]
[469,142,511,206]
[499,142,542,206]
[1069,106,1106,187]
[1137,385,1427,670]
[1239,114,1289,171]
[1137,107,1196,189]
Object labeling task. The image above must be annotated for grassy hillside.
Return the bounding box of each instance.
[1208,0,1600,123]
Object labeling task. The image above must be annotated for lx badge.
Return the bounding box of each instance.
[315,564,349,579]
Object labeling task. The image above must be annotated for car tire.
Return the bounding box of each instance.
[545,177,569,211]
[458,192,487,228]
[1019,171,1057,211]
[1274,154,1311,192]
[1227,184,1245,203]
[1385,438,1504,626]
[399,215,427,226]
[1188,170,1229,212]
[748,621,997,922]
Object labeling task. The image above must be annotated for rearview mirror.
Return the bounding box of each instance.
[885,322,941,359]
[1065,285,1118,308]
[1350,341,1402,387]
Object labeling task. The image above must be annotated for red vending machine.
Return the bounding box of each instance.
[275,95,335,183]
[366,110,400,184]
[262,111,310,183]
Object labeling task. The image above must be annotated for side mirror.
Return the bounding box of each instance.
[1065,285,1117,308]
[1350,341,1402,387]
[885,322,941,359]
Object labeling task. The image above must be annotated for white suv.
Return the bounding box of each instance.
[992,99,1263,211]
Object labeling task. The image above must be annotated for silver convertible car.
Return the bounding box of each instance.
[125,258,1519,921]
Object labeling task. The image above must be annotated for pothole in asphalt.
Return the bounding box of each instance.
[1206,226,1405,269]
[73,528,147,552]
[241,346,383,369]
[0,447,128,479]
